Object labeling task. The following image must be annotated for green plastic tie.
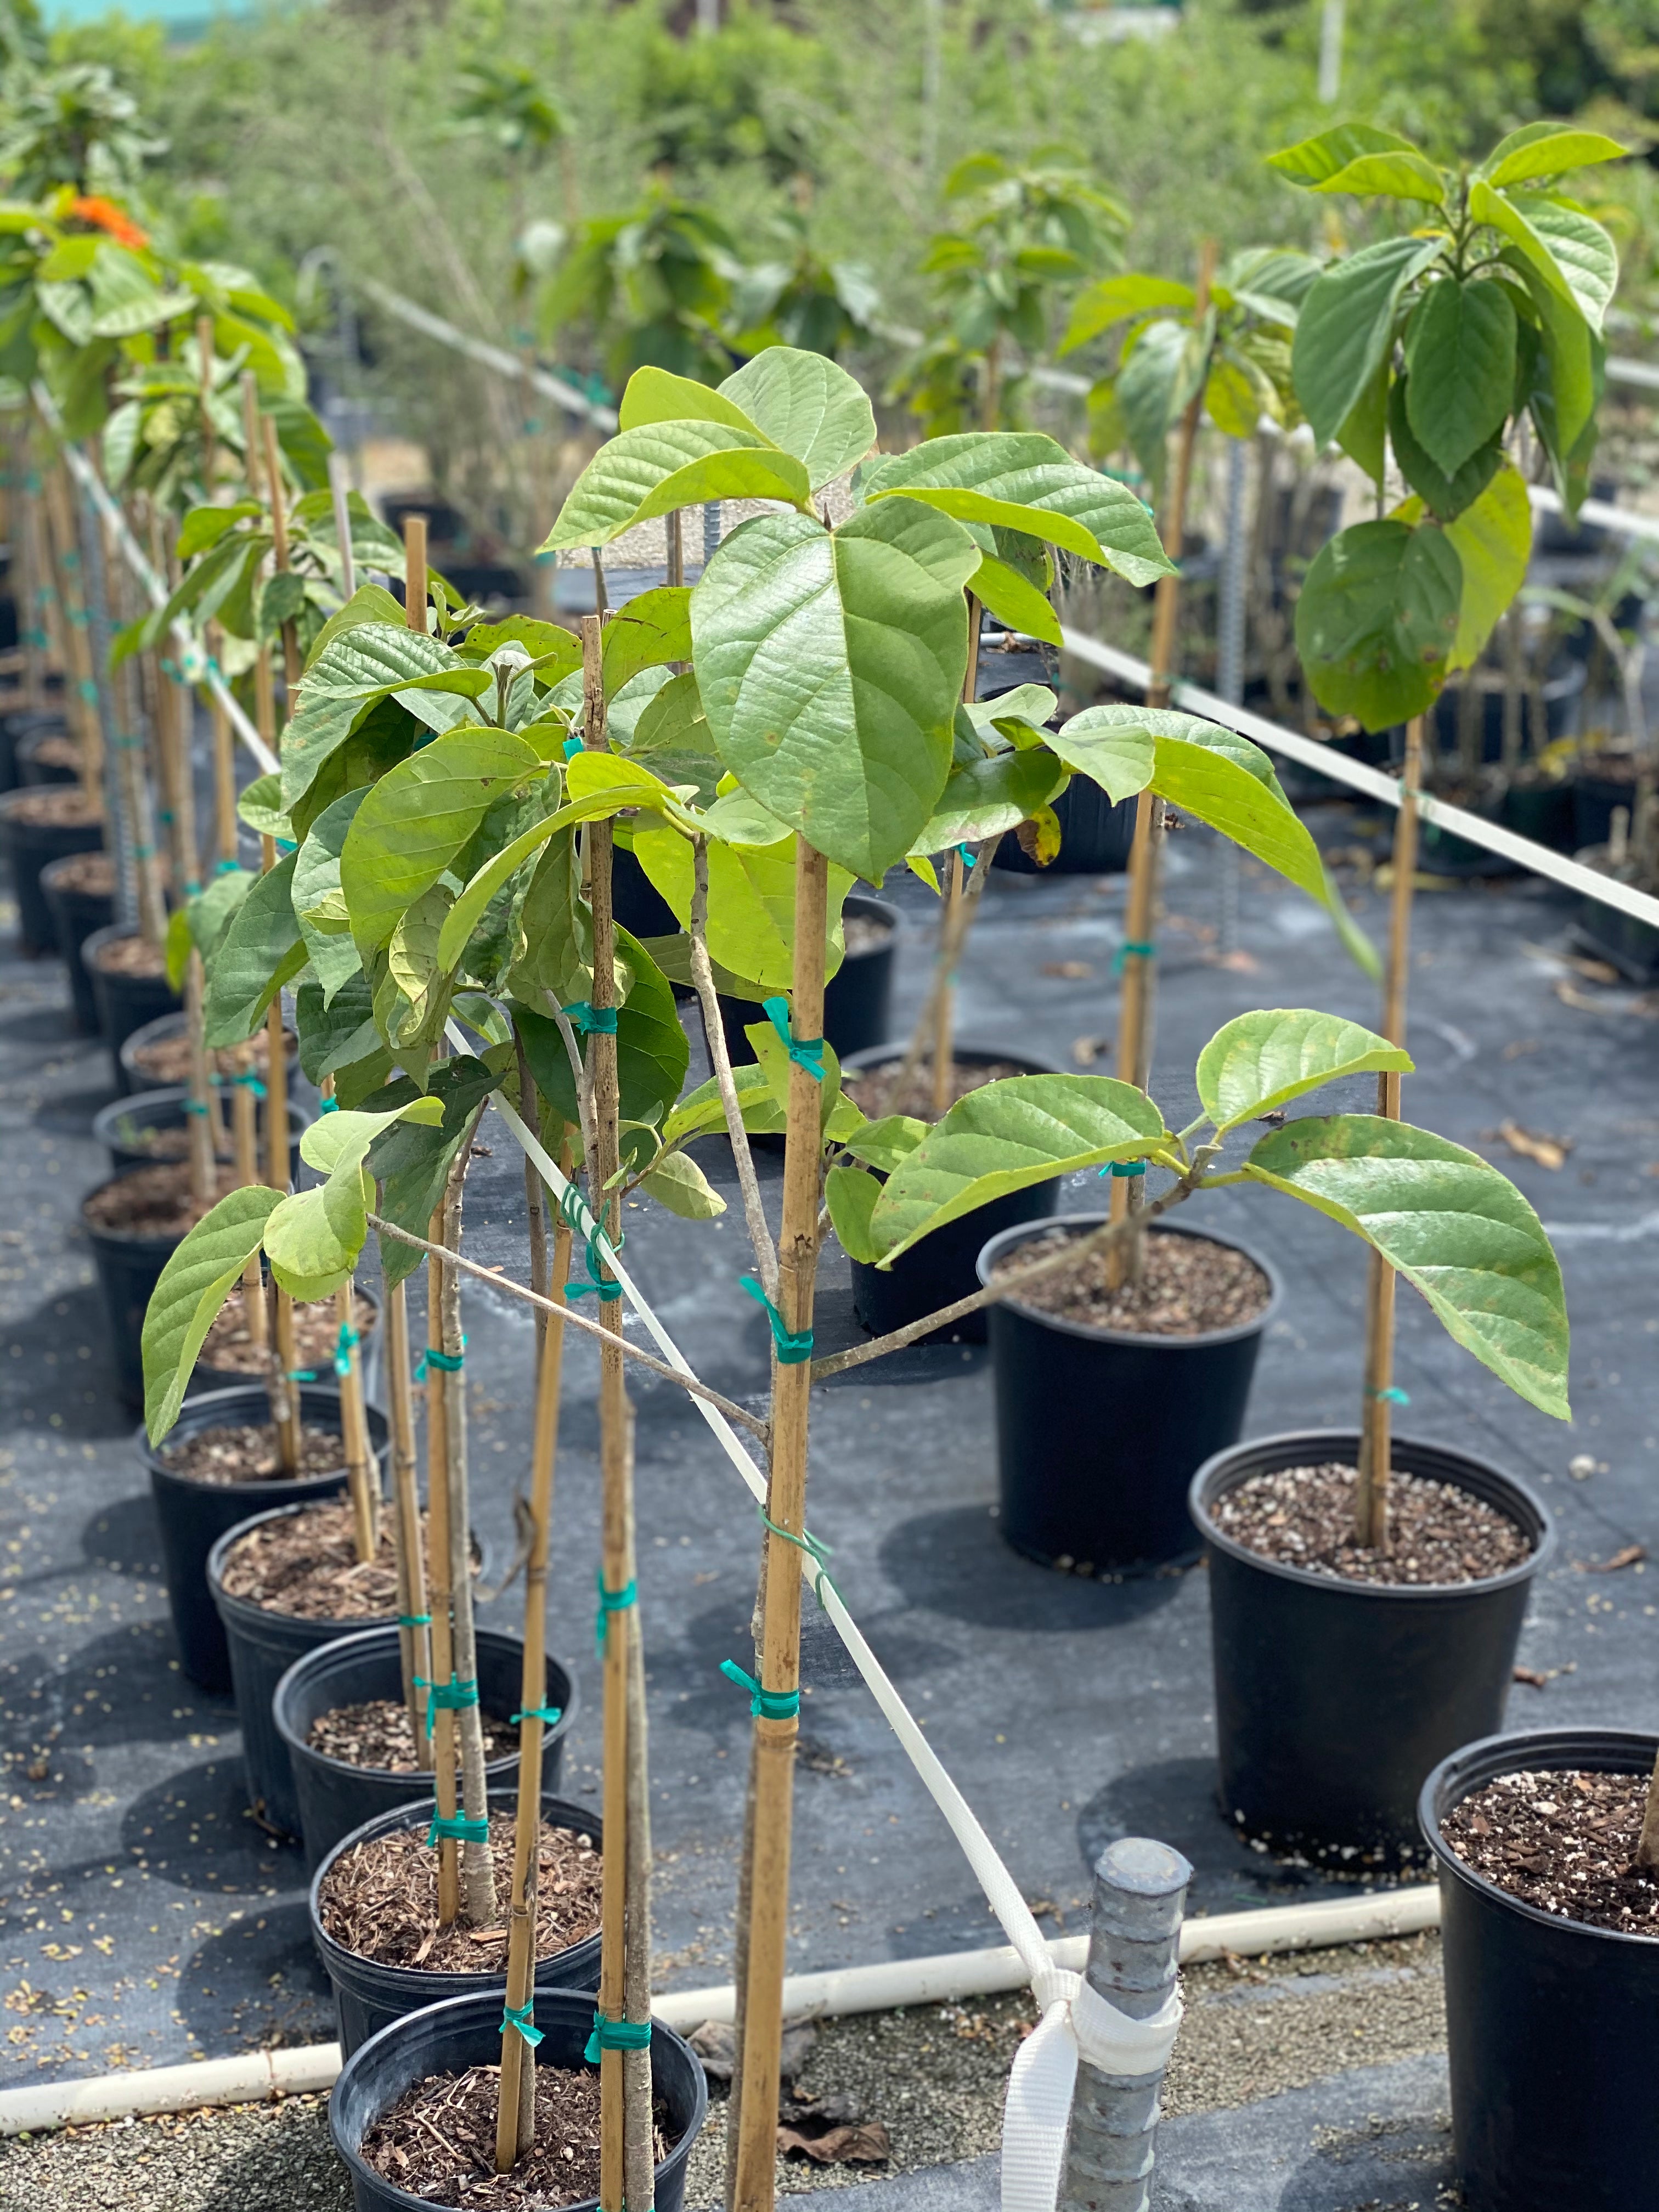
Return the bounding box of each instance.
[957,844,977,868]
[1099,1159,1146,1178]
[562,735,583,760]
[426,1810,490,1848]
[287,1367,319,1382]
[596,1571,637,1656]
[740,1275,813,1364]
[398,1612,432,1629]
[1113,939,1156,975]
[510,1703,563,1727]
[1368,1385,1410,1406]
[567,1234,621,1302]
[757,1506,841,1609]
[215,858,241,875]
[416,1673,479,1740]
[584,2010,652,2063]
[234,1073,267,1097]
[500,2001,543,2050]
[319,1097,340,1113]
[415,1341,466,1379]
[761,995,823,1082]
[720,1658,799,1722]
[78,678,98,702]
[561,1000,618,1036]
[333,1323,360,1378]
[183,1098,210,1118]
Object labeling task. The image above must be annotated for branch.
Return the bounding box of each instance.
[688,835,779,1300]
[810,1171,1201,1382]
[366,1211,771,1441]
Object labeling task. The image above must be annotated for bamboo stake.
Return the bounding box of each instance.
[208,624,238,867]
[930,846,965,1119]
[495,1087,574,2172]
[385,1275,431,1746]
[1107,239,1217,1291]
[405,514,428,635]
[261,414,302,698]
[622,1539,654,2212]
[196,314,217,491]
[1355,714,1423,1550]
[41,465,106,811]
[425,1222,461,1928]
[329,1077,379,1566]
[14,438,47,710]
[261,821,300,1472]
[732,838,830,2212]
[439,1148,496,1927]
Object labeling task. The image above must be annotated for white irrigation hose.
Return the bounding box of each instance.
[0,1886,1440,2137]
[360,280,619,432]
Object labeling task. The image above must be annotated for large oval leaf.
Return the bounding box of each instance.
[1468,182,1616,334]
[631,820,851,991]
[1197,1009,1412,1132]
[202,853,307,1048]
[141,1187,283,1444]
[602,586,691,697]
[1294,518,1462,732]
[513,927,689,1134]
[691,501,977,881]
[540,422,811,552]
[868,1074,1167,1265]
[1291,236,1444,449]
[294,788,367,1005]
[909,750,1068,855]
[282,622,469,813]
[1243,1114,1570,1419]
[860,433,1172,587]
[719,348,876,490]
[1397,463,1532,673]
[1403,278,1516,476]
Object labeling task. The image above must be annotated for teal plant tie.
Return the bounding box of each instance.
[562,735,583,759]
[757,1506,841,1609]
[184,878,202,898]
[287,1367,319,1382]
[417,1673,479,1740]
[596,1571,637,1655]
[957,844,977,868]
[399,1612,432,1629]
[319,1096,340,1113]
[234,1073,266,1098]
[1099,1159,1147,1178]
[414,1340,466,1380]
[276,839,296,856]
[1368,1385,1410,1406]
[78,678,98,703]
[501,2001,543,2050]
[561,1000,618,1036]
[135,844,156,861]
[333,1323,360,1378]
[720,1658,800,1722]
[215,858,240,875]
[511,1703,563,1726]
[761,995,823,1082]
[584,2010,652,2064]
[1113,939,1156,975]
[740,1276,813,1364]
[183,1098,210,1118]
[427,1810,490,1848]
[568,1235,621,1302]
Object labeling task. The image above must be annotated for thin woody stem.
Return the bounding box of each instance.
[688,835,778,1301]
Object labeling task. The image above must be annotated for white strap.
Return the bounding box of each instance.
[1002,1970,1181,2212]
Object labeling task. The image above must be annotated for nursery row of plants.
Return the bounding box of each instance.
[0,102,1652,2212]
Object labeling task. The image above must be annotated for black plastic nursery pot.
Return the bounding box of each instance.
[120,1007,299,1095]
[979,1219,1279,1576]
[138,1385,369,1694]
[1420,1729,1659,2212]
[329,1986,708,2212]
[84,923,183,1087]
[0,708,68,795]
[84,1170,197,1410]
[611,839,681,941]
[1192,1432,1554,1861]
[210,1495,475,1842]
[1573,759,1643,854]
[39,849,113,1033]
[16,726,80,786]
[1429,661,1584,765]
[276,1626,577,1875]
[718,891,899,1072]
[993,775,1136,876]
[1570,846,1659,984]
[93,1086,307,1178]
[310,1784,601,2055]
[841,1043,1063,1346]
[193,1280,381,1402]
[0,785,103,955]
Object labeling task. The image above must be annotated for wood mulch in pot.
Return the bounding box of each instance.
[130,1024,292,1087]
[842,913,893,956]
[82,1160,239,1239]
[217,1500,410,1620]
[306,1697,518,1774]
[25,732,81,772]
[1442,1769,1659,1935]
[992,1226,1271,1335]
[360,2063,665,2210]
[44,848,115,895]
[90,930,170,978]
[1215,1462,1532,1587]
[3,785,101,826]
[198,1286,377,1376]
[320,1810,602,1972]
[846,1057,1029,1122]
[160,1420,351,1485]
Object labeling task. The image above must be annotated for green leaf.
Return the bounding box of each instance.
[165,905,194,994]
[1294,519,1462,731]
[1469,182,1616,334]
[1059,272,1194,355]
[236,772,292,842]
[742,1017,849,1141]
[691,501,976,881]
[1521,266,1600,459]
[1196,1009,1413,1132]
[262,1185,356,1302]
[512,926,687,1131]
[178,501,259,558]
[1243,1115,1570,1419]
[659,1061,785,1149]
[364,1055,504,1286]
[719,347,877,490]
[631,820,851,992]
[618,366,762,438]
[340,726,549,951]
[1388,380,1500,522]
[969,551,1061,646]
[909,750,1068,855]
[378,884,455,1052]
[293,789,368,1005]
[461,617,582,683]
[1047,703,1159,803]
[842,1114,928,1173]
[1313,150,1447,205]
[297,1093,445,1259]
[625,670,721,798]
[502,828,591,1006]
[295,972,386,1087]
[540,422,812,552]
[1397,462,1532,672]
[304,583,409,672]
[1117,318,1204,492]
[640,1150,727,1220]
[202,854,306,1047]
[1480,124,1628,189]
[141,1187,283,1444]
[185,866,255,967]
[602,586,691,696]
[825,1161,884,1263]
[1336,354,1390,486]
[1148,730,1319,904]
[1292,236,1444,448]
[1403,279,1516,475]
[282,622,464,814]
[867,1074,1167,1265]
[1267,122,1416,187]
[860,433,1172,588]
[443,769,654,981]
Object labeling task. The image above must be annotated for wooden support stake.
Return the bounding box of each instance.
[404,514,428,636]
[385,1276,431,1747]
[439,1152,496,1928]
[196,315,217,490]
[259,414,302,699]
[41,466,106,810]
[425,1223,461,1928]
[732,838,830,2212]
[1355,714,1423,1550]
[261,827,299,1472]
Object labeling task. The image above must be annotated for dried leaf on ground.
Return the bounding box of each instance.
[1496,1119,1573,1171]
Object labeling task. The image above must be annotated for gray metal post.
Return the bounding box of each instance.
[702,499,721,572]
[1057,1836,1190,2212]
[1215,437,1249,958]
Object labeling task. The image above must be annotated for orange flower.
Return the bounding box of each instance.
[67,196,149,251]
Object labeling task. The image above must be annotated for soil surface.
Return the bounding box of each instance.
[89,932,169,979]
[306,1695,517,1773]
[360,2065,665,2209]
[43,847,114,894]
[842,915,893,957]
[3,784,100,826]
[24,733,81,772]
[845,1057,1028,1122]
[1214,1462,1533,1586]
[80,1159,239,1238]
[319,1810,602,1972]
[199,1286,378,1377]
[129,1023,292,1086]
[992,1226,1272,1336]
[159,1419,352,1485]
[1441,1769,1659,1935]
[217,1499,407,1620]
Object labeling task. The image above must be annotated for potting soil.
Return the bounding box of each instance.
[1,804,1655,2091]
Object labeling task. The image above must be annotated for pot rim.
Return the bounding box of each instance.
[0,783,103,826]
[838,889,899,956]
[138,1383,381,1488]
[80,1165,207,1255]
[1419,1725,1659,1951]
[39,848,113,893]
[93,1085,311,1143]
[1190,1427,1556,1601]
[840,1039,1069,1078]
[328,1987,704,2212]
[207,1497,400,1634]
[976,1214,1283,1352]
[308,1778,601,1982]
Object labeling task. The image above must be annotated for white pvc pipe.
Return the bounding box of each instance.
[0,1886,1438,2136]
